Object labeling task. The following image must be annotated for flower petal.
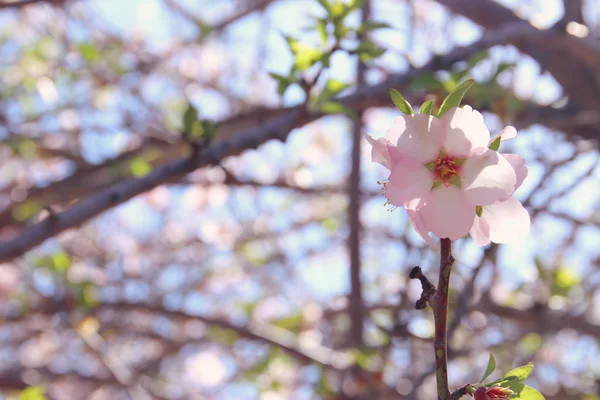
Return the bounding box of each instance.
[502,153,528,191]
[470,215,491,247]
[386,158,433,207]
[365,134,392,170]
[407,208,436,248]
[418,185,475,240]
[462,148,516,205]
[439,105,490,157]
[392,114,444,162]
[499,126,517,141]
[483,198,530,244]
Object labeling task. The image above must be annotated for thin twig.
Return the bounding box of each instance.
[410,239,455,400]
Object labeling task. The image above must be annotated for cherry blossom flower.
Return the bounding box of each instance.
[367,106,522,244]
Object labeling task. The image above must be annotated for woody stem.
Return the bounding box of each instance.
[433,238,454,400]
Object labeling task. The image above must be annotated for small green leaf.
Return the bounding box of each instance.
[476,206,483,217]
[78,43,100,63]
[19,386,47,400]
[438,78,475,117]
[183,104,198,134]
[285,36,323,71]
[353,40,385,61]
[508,383,545,400]
[313,79,351,105]
[479,353,496,383]
[51,250,71,273]
[503,362,534,382]
[315,18,328,45]
[419,100,434,115]
[389,88,414,115]
[488,136,501,151]
[130,157,152,178]
[320,101,356,118]
[316,0,332,13]
[269,72,296,96]
[356,21,391,34]
[424,161,435,171]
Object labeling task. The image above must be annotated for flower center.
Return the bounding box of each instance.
[429,154,464,188]
[435,157,459,183]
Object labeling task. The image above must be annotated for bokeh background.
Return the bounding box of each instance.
[0,0,599,399]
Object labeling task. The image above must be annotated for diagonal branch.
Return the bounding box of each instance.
[0,0,59,9]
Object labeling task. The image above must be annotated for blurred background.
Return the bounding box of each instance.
[0,0,600,399]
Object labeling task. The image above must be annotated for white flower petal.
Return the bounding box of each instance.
[418,185,475,240]
[484,198,530,244]
[439,106,490,157]
[462,148,516,205]
[392,114,444,162]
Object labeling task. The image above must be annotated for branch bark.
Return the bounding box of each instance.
[410,238,455,400]
[347,0,370,349]
[436,0,600,110]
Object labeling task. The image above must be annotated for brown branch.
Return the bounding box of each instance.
[0,0,58,9]
[409,266,436,310]
[0,109,303,263]
[431,238,454,400]
[409,239,455,400]
[436,0,600,111]
[347,0,370,349]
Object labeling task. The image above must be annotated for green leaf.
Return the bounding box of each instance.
[419,100,434,115]
[269,72,296,96]
[51,250,71,273]
[130,157,152,178]
[183,104,198,134]
[466,50,489,70]
[508,383,545,400]
[285,36,323,71]
[389,88,414,115]
[488,136,501,151]
[319,101,356,118]
[438,78,475,117]
[313,79,351,105]
[476,205,483,217]
[78,43,100,63]
[315,18,328,45]
[503,362,534,382]
[356,21,391,34]
[316,0,332,13]
[353,40,385,61]
[479,353,496,383]
[19,386,47,400]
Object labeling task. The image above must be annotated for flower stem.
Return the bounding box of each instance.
[432,238,454,400]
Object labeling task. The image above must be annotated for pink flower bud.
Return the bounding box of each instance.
[474,386,515,400]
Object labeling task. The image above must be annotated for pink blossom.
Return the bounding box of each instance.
[474,386,515,400]
[366,106,521,244]
[469,131,530,246]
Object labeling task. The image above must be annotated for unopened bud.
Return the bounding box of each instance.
[474,386,515,400]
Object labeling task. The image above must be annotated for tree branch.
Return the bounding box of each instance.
[0,0,60,9]
[347,0,370,349]
[409,239,455,400]
[436,0,600,110]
